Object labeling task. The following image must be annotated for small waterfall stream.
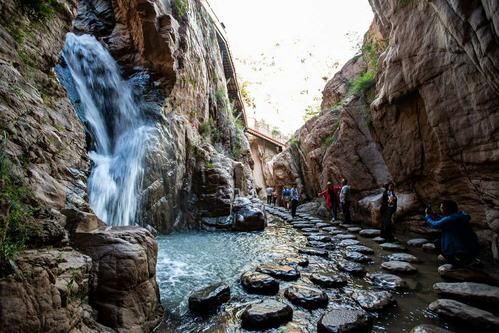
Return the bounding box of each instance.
[59,33,154,226]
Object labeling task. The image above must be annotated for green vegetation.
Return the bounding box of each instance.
[303,105,321,121]
[240,81,256,109]
[349,69,376,95]
[19,0,63,21]
[199,118,217,142]
[289,135,300,147]
[399,0,415,7]
[348,40,386,96]
[173,0,189,17]
[323,135,334,146]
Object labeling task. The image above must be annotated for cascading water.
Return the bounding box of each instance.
[59,33,154,226]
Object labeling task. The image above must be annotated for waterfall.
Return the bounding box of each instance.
[60,33,154,226]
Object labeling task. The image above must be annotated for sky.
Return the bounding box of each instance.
[207,0,374,135]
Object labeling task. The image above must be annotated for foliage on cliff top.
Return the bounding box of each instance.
[303,105,321,121]
[19,0,63,20]
[173,0,189,17]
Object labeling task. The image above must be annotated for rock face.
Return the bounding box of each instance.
[269,0,499,255]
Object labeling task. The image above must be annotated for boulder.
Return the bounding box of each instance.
[241,300,293,330]
[352,290,395,310]
[188,283,230,313]
[367,273,409,290]
[256,264,300,281]
[232,197,267,231]
[433,282,499,305]
[284,284,329,309]
[317,308,372,333]
[387,253,421,263]
[428,299,499,329]
[381,261,417,274]
[310,272,348,288]
[241,272,279,295]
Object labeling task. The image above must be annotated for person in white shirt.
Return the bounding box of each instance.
[266,186,273,205]
[340,178,352,224]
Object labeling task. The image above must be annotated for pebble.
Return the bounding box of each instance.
[317,308,372,333]
[284,284,329,309]
[241,299,293,330]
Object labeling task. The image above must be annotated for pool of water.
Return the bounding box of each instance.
[155,216,497,333]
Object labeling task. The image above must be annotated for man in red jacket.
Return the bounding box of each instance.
[318,181,340,221]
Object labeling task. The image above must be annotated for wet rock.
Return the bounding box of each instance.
[348,227,362,233]
[322,226,340,233]
[308,235,332,242]
[373,237,386,243]
[422,243,436,253]
[329,229,347,236]
[338,260,366,275]
[340,223,356,229]
[232,198,267,231]
[241,300,293,330]
[337,239,361,247]
[333,234,357,241]
[310,272,348,288]
[241,272,279,295]
[380,243,407,251]
[317,223,332,228]
[410,324,455,333]
[308,241,336,250]
[352,290,395,310]
[317,308,372,333]
[438,265,499,285]
[284,284,329,309]
[433,282,499,305]
[387,253,420,263]
[407,238,429,247]
[293,223,314,229]
[367,273,409,290]
[256,264,300,281]
[188,283,230,313]
[428,299,499,329]
[282,257,309,267]
[346,245,374,255]
[381,261,417,274]
[359,229,381,237]
[299,248,329,258]
[345,251,371,263]
[302,228,320,233]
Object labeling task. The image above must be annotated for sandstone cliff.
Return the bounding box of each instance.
[270,0,499,256]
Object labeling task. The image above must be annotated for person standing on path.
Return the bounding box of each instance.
[380,182,397,240]
[272,189,278,206]
[282,187,291,210]
[290,186,300,218]
[318,181,340,221]
[266,186,273,205]
[340,179,352,224]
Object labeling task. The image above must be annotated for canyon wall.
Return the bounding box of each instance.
[270,0,499,256]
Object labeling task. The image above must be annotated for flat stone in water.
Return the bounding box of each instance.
[428,299,499,329]
[438,264,499,285]
[373,236,386,243]
[188,282,230,313]
[337,239,361,247]
[433,282,499,305]
[256,264,300,281]
[310,272,348,288]
[422,242,436,252]
[241,299,293,330]
[322,226,340,233]
[292,223,313,229]
[348,227,362,233]
[381,261,417,274]
[380,242,407,251]
[338,260,366,275]
[333,234,357,240]
[359,229,381,237]
[281,256,309,267]
[346,245,374,254]
[316,223,332,228]
[367,273,409,290]
[284,284,329,309]
[329,230,346,236]
[299,247,329,258]
[352,290,395,310]
[318,308,372,333]
[241,272,279,295]
[410,324,455,333]
[339,223,356,229]
[345,251,371,263]
[407,238,429,247]
[308,241,335,250]
[387,252,420,263]
[308,235,331,242]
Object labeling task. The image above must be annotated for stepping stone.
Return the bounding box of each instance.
[308,235,331,242]
[359,229,381,237]
[292,224,313,229]
[438,264,499,285]
[407,238,429,247]
[345,251,371,263]
[346,245,374,255]
[367,273,408,290]
[310,272,348,288]
[302,228,320,233]
[380,242,407,251]
[373,236,386,243]
[337,239,361,247]
[188,282,230,313]
[284,284,329,309]
[410,324,455,333]
[256,264,300,281]
[387,253,421,263]
[316,223,332,228]
[317,308,372,333]
[433,282,499,305]
[422,242,436,252]
[322,226,339,233]
[241,299,293,330]
[308,241,335,250]
[299,247,329,258]
[338,260,366,275]
[352,290,395,310]
[333,234,357,241]
[339,223,356,228]
[281,256,309,267]
[241,272,279,295]
[328,230,346,236]
[381,261,417,274]
[347,227,362,233]
[428,299,499,329]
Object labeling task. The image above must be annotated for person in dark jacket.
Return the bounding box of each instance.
[380,183,397,241]
[425,200,480,266]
